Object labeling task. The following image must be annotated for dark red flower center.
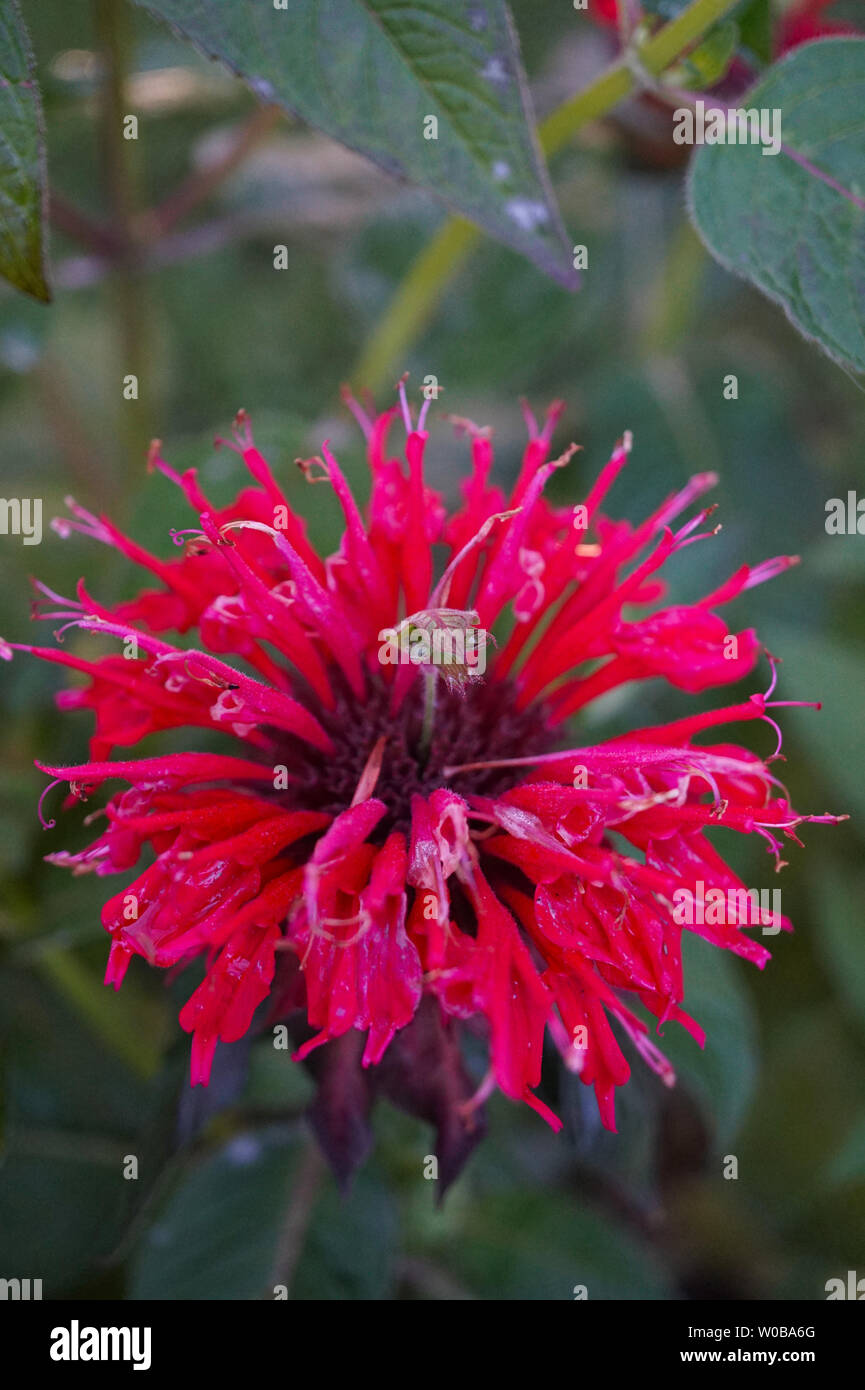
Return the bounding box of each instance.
[277,670,556,837]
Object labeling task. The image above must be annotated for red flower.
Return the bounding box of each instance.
[587,0,859,54]
[588,0,618,27]
[8,389,840,1187]
[778,0,858,51]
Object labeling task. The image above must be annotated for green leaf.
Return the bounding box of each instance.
[737,0,772,67]
[129,1128,398,1299]
[643,0,771,68]
[134,0,575,286]
[0,1149,127,1293]
[688,39,865,375]
[450,1188,672,1299]
[0,0,50,301]
[670,19,739,89]
[292,1167,397,1298]
[656,933,758,1147]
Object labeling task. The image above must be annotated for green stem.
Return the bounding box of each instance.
[354,218,476,396]
[352,0,743,393]
[638,218,706,357]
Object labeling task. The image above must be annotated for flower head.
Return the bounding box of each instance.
[10,386,841,1188]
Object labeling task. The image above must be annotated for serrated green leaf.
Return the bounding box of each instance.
[689,39,865,375]
[0,0,50,301]
[134,0,575,286]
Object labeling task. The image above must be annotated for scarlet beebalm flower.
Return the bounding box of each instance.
[7,388,840,1188]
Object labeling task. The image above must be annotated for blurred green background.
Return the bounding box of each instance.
[1,0,864,1300]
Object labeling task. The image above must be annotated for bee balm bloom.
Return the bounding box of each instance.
[9,389,839,1188]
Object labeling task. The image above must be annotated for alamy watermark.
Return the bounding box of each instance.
[0,497,42,544]
[825,492,865,534]
[0,1276,42,1299]
[673,100,782,157]
[50,1321,152,1370]
[672,880,782,934]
